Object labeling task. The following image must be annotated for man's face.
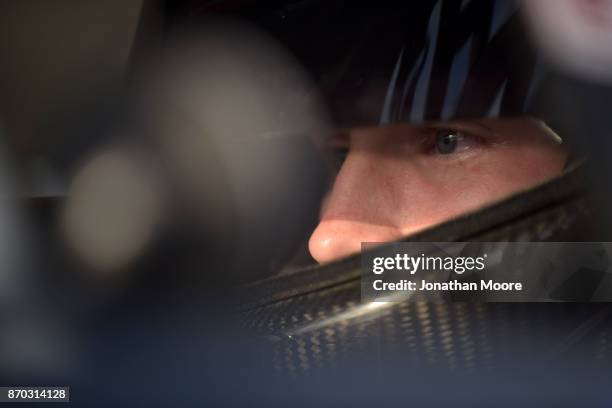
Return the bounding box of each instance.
[308,116,568,264]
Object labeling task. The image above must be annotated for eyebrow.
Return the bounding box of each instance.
[425,119,495,135]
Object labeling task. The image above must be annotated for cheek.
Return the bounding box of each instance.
[479,145,567,189]
[431,163,496,212]
[390,160,496,231]
[401,154,524,225]
[446,144,567,206]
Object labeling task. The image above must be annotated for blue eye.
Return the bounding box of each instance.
[435,130,464,154]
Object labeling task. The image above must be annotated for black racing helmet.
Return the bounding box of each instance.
[164,0,555,129]
[143,0,594,280]
[142,0,579,276]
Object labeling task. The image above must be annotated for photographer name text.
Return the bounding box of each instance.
[373,279,522,292]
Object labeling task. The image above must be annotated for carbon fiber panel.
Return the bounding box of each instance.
[242,164,612,375]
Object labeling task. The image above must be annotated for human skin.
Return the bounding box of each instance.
[308,116,568,264]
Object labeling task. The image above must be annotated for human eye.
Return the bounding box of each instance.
[435,129,468,154]
[426,126,486,157]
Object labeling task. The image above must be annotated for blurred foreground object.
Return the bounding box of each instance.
[62,145,164,275]
[134,19,329,280]
[521,0,612,83]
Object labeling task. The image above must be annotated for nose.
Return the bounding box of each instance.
[308,139,408,263]
[308,219,403,264]
[308,126,431,264]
